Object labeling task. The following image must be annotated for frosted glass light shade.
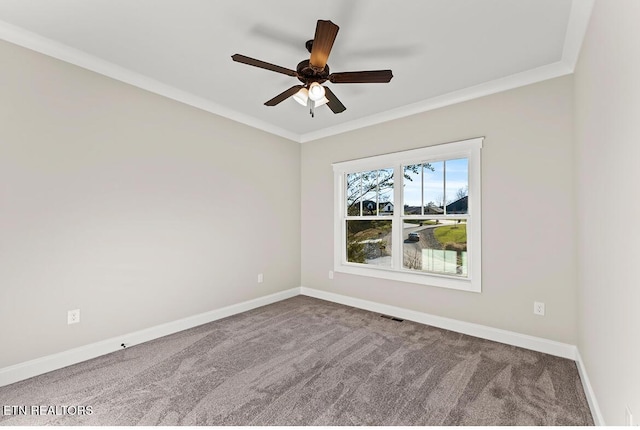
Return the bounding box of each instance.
[308,82,326,101]
[293,88,309,106]
[314,96,329,107]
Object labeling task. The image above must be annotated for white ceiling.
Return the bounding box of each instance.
[0,0,593,142]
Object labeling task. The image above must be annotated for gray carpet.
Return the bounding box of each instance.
[0,295,593,426]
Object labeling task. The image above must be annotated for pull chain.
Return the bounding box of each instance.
[308,99,315,117]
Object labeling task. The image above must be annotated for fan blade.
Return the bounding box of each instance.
[329,70,393,84]
[231,54,297,77]
[324,87,346,114]
[309,20,339,69]
[264,85,304,106]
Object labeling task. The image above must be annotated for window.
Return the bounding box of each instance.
[333,137,483,292]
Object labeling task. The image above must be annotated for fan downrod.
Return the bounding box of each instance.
[305,39,314,53]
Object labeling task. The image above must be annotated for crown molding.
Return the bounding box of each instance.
[0,19,301,143]
[299,60,574,143]
[300,0,594,143]
[562,0,596,70]
[0,0,593,144]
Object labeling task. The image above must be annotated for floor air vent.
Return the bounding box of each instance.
[380,314,404,322]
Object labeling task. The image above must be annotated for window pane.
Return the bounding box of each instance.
[403,219,467,277]
[346,172,361,216]
[403,164,422,215]
[424,161,445,213]
[346,220,392,267]
[444,158,469,214]
[378,168,394,215]
[346,169,393,216]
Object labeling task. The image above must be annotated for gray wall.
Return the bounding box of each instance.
[5,3,640,422]
[301,76,577,344]
[0,40,301,368]
[574,0,640,425]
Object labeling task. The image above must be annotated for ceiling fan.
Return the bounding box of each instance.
[231,19,393,117]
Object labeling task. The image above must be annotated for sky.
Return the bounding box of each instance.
[403,158,468,207]
[347,158,468,214]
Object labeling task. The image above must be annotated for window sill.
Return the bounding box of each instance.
[334,263,481,293]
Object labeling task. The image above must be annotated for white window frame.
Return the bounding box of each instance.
[333,137,483,292]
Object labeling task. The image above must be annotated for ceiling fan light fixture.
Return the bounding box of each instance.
[293,88,309,106]
[314,96,329,107]
[308,82,326,102]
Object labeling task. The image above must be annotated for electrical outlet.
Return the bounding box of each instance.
[329,270,334,280]
[626,406,633,426]
[257,273,263,283]
[67,309,80,325]
[533,301,545,316]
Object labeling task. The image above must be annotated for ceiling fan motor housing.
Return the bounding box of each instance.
[296,60,329,85]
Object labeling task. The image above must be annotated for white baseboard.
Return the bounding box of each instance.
[299,287,609,422]
[2,284,600,426]
[300,286,578,360]
[304,287,605,425]
[0,287,300,388]
[575,349,605,426]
